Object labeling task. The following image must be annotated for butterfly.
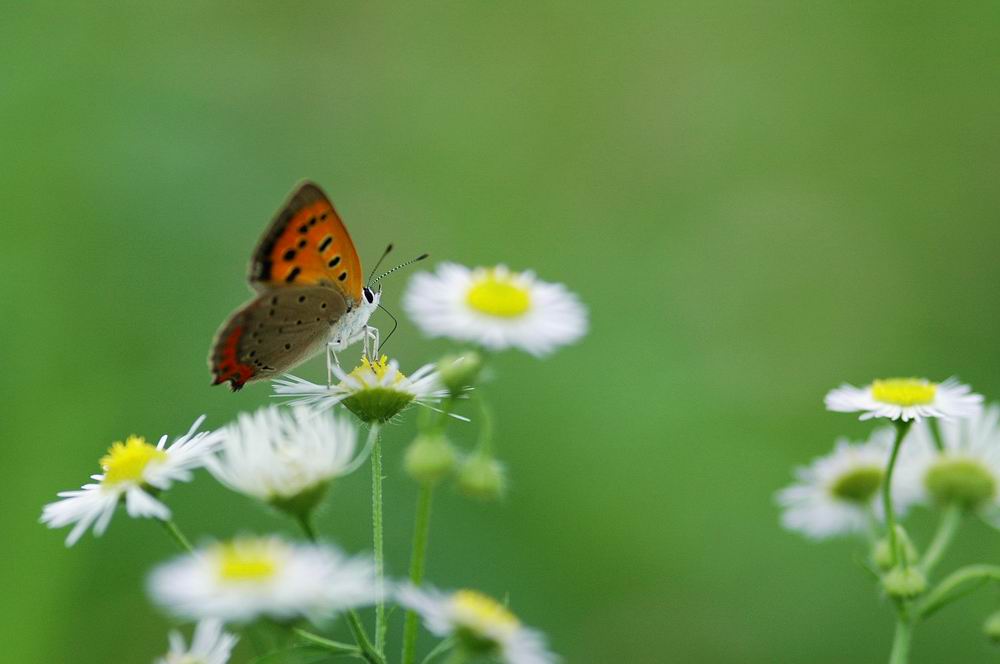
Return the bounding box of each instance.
[209,182,382,391]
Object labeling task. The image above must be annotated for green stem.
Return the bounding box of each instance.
[159,518,194,553]
[928,419,946,452]
[919,505,962,575]
[476,394,494,454]
[419,638,456,664]
[293,497,379,662]
[918,564,1000,619]
[348,610,387,664]
[882,420,912,567]
[442,649,468,664]
[369,424,386,654]
[888,617,912,664]
[292,627,360,655]
[296,513,317,542]
[402,484,435,664]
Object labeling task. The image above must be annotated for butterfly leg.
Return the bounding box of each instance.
[366,325,381,360]
[326,343,341,388]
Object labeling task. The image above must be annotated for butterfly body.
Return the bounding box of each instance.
[209,182,377,391]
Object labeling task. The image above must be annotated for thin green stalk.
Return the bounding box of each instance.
[918,564,1000,619]
[419,638,455,664]
[402,484,435,664]
[348,610,387,664]
[882,420,912,567]
[297,513,317,542]
[888,617,912,664]
[476,393,494,454]
[919,505,962,575]
[292,627,360,656]
[293,494,379,662]
[159,518,194,553]
[368,424,386,654]
[928,418,946,452]
[442,649,468,664]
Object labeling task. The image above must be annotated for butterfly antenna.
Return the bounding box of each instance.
[376,303,399,353]
[367,243,395,285]
[372,253,429,285]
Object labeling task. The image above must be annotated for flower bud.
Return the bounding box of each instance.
[437,352,484,397]
[925,456,997,510]
[404,434,457,485]
[881,567,926,600]
[873,526,919,571]
[983,610,1000,643]
[457,453,505,501]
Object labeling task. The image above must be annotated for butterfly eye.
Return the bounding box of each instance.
[363,287,375,304]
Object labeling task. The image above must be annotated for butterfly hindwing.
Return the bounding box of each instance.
[249,182,364,302]
[209,286,349,390]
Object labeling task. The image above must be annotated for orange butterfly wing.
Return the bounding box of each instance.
[249,182,364,302]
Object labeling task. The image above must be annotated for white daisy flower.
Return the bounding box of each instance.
[41,416,219,546]
[776,428,922,540]
[825,377,982,422]
[209,405,363,515]
[148,535,374,623]
[156,619,237,664]
[397,586,557,664]
[403,263,587,356]
[901,405,1000,522]
[273,355,453,424]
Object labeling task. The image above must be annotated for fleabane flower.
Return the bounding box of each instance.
[41,416,218,546]
[148,535,374,623]
[273,355,449,424]
[209,406,360,517]
[397,585,557,664]
[403,263,587,356]
[901,405,1000,521]
[825,377,982,422]
[776,428,921,540]
[156,619,237,664]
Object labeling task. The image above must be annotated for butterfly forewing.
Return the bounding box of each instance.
[249,182,364,302]
[209,286,348,390]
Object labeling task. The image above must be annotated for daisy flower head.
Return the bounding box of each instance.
[397,585,557,664]
[901,405,1000,520]
[825,377,982,422]
[403,263,587,356]
[148,535,374,623]
[157,619,237,664]
[41,416,219,546]
[273,355,449,424]
[776,428,921,540]
[209,405,359,517]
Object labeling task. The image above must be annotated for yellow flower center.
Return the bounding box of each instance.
[348,355,406,387]
[452,589,520,631]
[466,271,531,318]
[871,378,937,407]
[100,436,166,486]
[216,541,279,581]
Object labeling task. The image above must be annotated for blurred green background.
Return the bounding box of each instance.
[3,2,1000,662]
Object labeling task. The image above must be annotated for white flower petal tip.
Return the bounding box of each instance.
[396,584,558,664]
[210,405,359,508]
[403,263,587,356]
[148,535,375,623]
[40,416,219,546]
[156,619,237,664]
[824,377,983,422]
[776,428,922,540]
